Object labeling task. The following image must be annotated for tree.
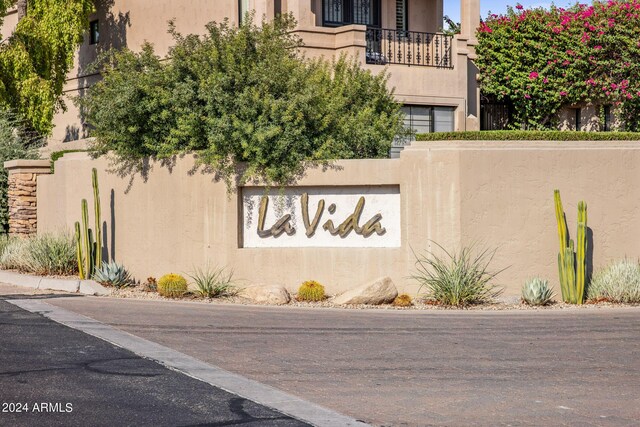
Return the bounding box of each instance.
[79,15,406,187]
[476,1,640,130]
[0,0,94,134]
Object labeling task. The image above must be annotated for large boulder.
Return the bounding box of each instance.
[333,277,398,305]
[241,284,291,305]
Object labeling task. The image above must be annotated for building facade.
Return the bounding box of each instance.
[2,0,481,151]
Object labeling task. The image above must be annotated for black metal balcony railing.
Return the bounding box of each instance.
[365,28,453,68]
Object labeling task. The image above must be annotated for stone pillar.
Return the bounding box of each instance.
[4,160,52,237]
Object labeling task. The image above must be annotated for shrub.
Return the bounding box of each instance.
[521,278,555,306]
[0,234,15,258]
[588,259,640,303]
[0,233,77,275]
[297,280,326,302]
[416,131,640,141]
[0,236,29,271]
[21,233,77,276]
[188,265,236,298]
[142,277,157,292]
[412,243,504,307]
[79,14,407,187]
[392,294,413,307]
[92,261,132,288]
[476,3,640,130]
[157,273,188,298]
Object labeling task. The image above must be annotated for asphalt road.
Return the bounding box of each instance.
[0,298,307,427]
[44,296,640,427]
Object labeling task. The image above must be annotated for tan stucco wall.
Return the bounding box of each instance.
[0,7,17,36]
[37,141,640,297]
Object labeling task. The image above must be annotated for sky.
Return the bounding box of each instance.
[444,1,579,23]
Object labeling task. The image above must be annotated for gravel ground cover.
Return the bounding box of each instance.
[106,285,639,311]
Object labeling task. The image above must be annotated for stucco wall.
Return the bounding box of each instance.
[37,141,640,297]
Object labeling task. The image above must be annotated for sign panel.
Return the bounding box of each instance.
[242,186,401,248]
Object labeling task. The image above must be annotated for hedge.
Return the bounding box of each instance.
[416,131,640,141]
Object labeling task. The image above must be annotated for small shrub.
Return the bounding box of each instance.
[392,294,413,307]
[521,278,554,306]
[297,280,326,301]
[588,259,640,303]
[0,233,77,276]
[142,277,157,292]
[22,233,77,276]
[92,261,132,288]
[0,237,29,271]
[157,273,188,298]
[188,265,236,298]
[412,243,504,307]
[0,234,16,259]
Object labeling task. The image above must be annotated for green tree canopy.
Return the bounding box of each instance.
[0,0,94,134]
[79,15,406,187]
[476,1,640,130]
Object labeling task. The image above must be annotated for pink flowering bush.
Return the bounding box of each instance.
[476,1,640,130]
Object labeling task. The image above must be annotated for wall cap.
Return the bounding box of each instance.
[4,159,52,174]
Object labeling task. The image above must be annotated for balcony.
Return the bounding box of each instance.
[365,28,454,68]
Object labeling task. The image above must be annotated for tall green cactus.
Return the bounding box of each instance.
[75,168,102,279]
[576,201,588,304]
[92,168,102,270]
[74,222,85,279]
[554,190,588,304]
[81,199,91,277]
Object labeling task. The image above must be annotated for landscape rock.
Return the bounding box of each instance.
[241,284,291,305]
[79,280,110,296]
[333,277,398,305]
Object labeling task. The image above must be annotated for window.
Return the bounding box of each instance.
[575,108,581,131]
[401,105,455,138]
[323,0,381,27]
[89,20,99,45]
[396,0,407,32]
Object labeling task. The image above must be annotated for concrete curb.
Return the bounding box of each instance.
[8,299,369,427]
[0,270,109,296]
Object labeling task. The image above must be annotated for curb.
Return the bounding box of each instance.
[0,270,109,295]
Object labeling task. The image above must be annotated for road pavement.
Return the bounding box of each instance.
[0,295,307,427]
[2,283,640,426]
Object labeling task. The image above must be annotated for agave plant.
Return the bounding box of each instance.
[521,278,554,306]
[92,261,132,288]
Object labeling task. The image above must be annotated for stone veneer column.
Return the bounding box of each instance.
[4,160,52,237]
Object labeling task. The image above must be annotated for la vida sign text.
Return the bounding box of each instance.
[242,187,401,248]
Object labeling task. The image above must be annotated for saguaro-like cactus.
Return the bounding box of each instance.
[554,190,588,304]
[74,222,85,280]
[92,168,102,270]
[75,168,102,279]
[576,201,587,303]
[81,199,91,277]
